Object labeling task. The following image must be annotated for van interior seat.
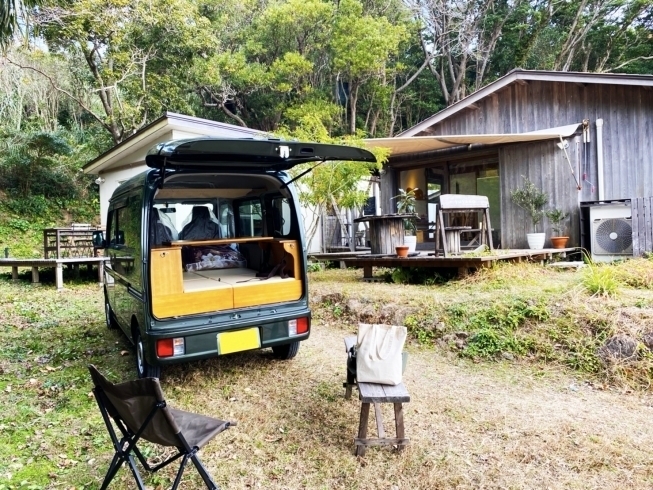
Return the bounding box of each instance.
[179,206,222,241]
[151,209,177,246]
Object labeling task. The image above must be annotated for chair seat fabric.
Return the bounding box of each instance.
[170,408,230,449]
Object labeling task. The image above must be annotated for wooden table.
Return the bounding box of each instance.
[43,227,99,259]
[0,257,109,290]
[353,214,416,255]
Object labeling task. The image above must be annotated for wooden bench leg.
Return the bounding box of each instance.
[356,402,371,457]
[394,403,406,451]
[344,361,355,400]
[31,267,39,284]
[11,266,18,280]
[363,265,373,279]
[98,260,105,284]
[55,263,64,290]
[374,403,385,439]
[345,384,352,400]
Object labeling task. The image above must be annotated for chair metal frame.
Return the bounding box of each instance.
[89,366,231,490]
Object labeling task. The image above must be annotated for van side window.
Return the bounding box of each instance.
[110,199,142,288]
[237,199,263,237]
[271,197,291,237]
[106,210,117,247]
[218,201,235,238]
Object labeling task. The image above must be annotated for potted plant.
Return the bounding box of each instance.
[546,208,569,249]
[510,177,548,250]
[393,188,419,253]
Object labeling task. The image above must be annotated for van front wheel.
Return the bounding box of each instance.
[272,341,300,360]
[104,296,118,330]
[135,333,161,379]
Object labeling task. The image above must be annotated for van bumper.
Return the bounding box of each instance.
[144,312,311,366]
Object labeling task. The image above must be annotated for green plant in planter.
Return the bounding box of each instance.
[546,208,569,236]
[510,178,548,232]
[393,188,418,235]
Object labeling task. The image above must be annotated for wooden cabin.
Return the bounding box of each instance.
[366,69,653,255]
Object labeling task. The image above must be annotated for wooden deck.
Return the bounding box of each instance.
[309,248,578,278]
[0,257,109,290]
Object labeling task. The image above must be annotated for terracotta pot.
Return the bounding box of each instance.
[396,245,409,257]
[550,236,569,249]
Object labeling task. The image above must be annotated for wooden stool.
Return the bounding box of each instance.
[355,382,410,456]
[343,336,410,456]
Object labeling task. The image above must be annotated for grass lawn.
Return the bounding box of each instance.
[1,259,653,489]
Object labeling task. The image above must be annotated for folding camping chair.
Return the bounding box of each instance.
[88,365,235,490]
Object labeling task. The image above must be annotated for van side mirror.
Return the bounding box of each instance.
[92,230,106,248]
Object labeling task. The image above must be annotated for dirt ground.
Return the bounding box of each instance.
[172,318,653,490]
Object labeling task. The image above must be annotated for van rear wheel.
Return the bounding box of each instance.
[272,341,300,360]
[135,332,161,379]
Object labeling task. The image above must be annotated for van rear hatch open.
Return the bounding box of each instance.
[146,138,377,171]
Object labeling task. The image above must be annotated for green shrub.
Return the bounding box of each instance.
[583,264,619,296]
[307,262,323,273]
[389,267,447,285]
[404,314,436,345]
[8,218,30,232]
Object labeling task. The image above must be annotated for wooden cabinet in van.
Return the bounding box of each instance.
[150,237,302,318]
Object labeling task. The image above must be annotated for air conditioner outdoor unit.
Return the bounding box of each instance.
[590,203,633,263]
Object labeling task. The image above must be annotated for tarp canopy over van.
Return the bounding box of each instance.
[146,138,376,171]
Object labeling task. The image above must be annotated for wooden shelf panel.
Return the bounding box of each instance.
[168,237,274,247]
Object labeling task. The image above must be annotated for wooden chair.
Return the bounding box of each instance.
[435,195,494,257]
[88,365,235,489]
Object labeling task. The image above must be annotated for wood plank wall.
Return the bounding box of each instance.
[404,81,653,249]
[632,197,653,256]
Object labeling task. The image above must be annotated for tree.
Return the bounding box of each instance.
[277,115,390,247]
[0,131,70,197]
[19,0,218,144]
[490,0,653,73]
[0,48,83,132]
[404,0,523,105]
[0,0,40,48]
[331,0,408,133]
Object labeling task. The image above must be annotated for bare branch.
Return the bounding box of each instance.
[199,85,248,127]
[606,55,653,73]
[4,57,113,136]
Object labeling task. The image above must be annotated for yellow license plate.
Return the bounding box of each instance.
[217,328,261,355]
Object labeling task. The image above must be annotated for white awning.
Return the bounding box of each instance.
[364,123,580,156]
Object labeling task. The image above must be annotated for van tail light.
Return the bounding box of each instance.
[156,338,185,358]
[289,317,309,336]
